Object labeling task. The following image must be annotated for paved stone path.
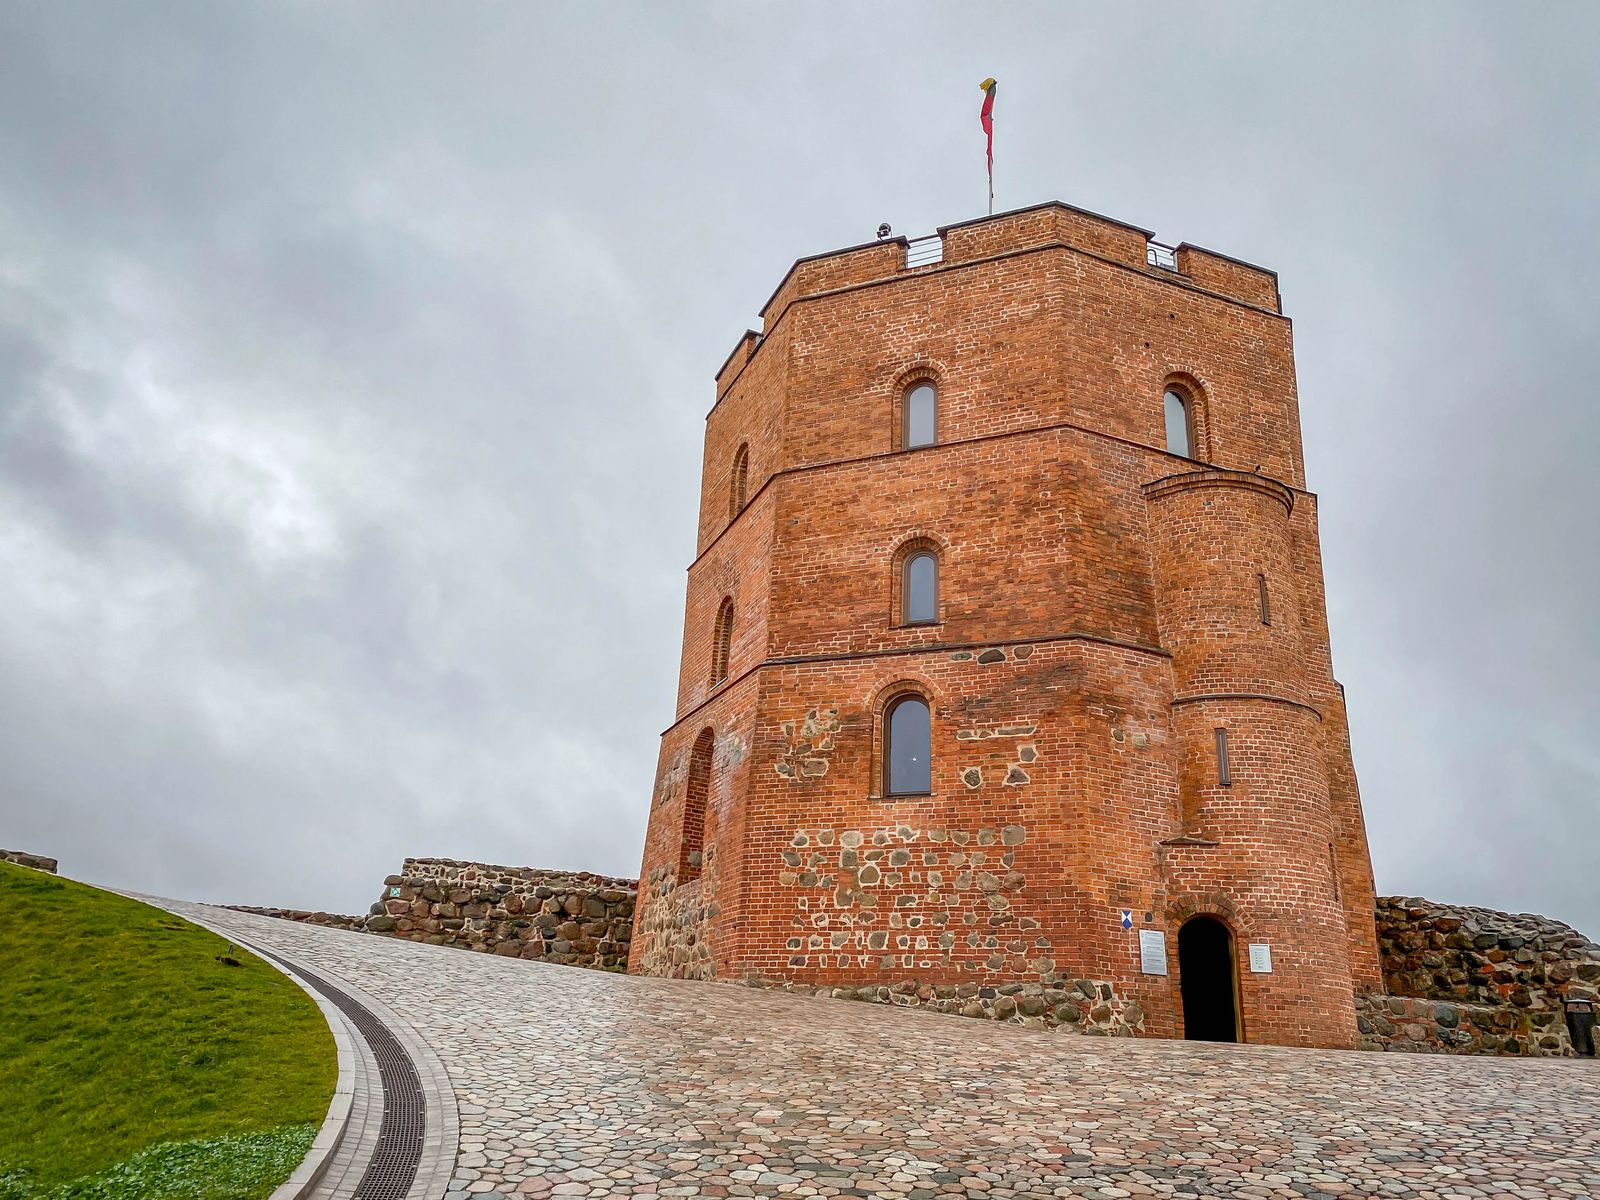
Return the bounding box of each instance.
[167,902,1599,1200]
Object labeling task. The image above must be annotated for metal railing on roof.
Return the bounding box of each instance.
[905,235,944,268]
[1146,241,1178,271]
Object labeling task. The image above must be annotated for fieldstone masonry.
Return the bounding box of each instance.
[228,904,365,930]
[1361,896,1600,1056]
[634,859,721,980]
[235,859,640,972]
[368,858,637,970]
[745,976,1146,1035]
[1,849,58,873]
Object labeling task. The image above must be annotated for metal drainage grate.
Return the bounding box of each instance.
[259,948,426,1200]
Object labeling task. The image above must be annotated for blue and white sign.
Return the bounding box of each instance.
[1119,909,1134,930]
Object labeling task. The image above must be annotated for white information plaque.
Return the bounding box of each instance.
[1138,928,1168,975]
[1248,943,1273,973]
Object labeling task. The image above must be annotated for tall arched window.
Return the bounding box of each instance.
[710,597,734,686]
[729,443,749,520]
[679,727,713,881]
[902,381,937,449]
[883,693,932,795]
[902,550,938,625]
[1164,387,1193,458]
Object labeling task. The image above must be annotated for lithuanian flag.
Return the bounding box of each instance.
[979,78,997,210]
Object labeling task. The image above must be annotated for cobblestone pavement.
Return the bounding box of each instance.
[167,902,1599,1200]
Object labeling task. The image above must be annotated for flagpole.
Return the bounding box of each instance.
[979,77,997,218]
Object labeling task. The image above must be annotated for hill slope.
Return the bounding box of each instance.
[0,863,335,1197]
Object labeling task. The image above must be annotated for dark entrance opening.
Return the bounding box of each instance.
[1179,916,1239,1043]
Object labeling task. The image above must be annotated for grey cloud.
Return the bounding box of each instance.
[0,2,1596,935]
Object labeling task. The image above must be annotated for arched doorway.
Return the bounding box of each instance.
[1178,916,1239,1043]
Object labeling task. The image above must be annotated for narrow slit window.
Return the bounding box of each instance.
[1329,842,1341,901]
[902,551,938,624]
[903,382,937,449]
[1214,727,1232,787]
[710,597,734,686]
[884,694,932,795]
[729,443,749,520]
[1164,388,1192,458]
[1258,573,1271,626]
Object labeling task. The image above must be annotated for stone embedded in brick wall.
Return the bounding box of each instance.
[1,849,58,873]
[741,975,1145,1035]
[1361,895,1600,1057]
[753,822,1058,980]
[370,858,637,971]
[633,859,721,980]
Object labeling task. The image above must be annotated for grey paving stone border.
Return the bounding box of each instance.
[260,960,358,1200]
[130,894,459,1200]
[128,897,359,1200]
[277,947,460,1200]
[128,902,363,1200]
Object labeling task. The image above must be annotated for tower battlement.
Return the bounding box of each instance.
[633,204,1376,1050]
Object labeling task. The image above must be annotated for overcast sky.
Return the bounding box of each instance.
[1,4,1596,932]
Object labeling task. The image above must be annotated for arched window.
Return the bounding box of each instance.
[902,381,937,449]
[729,443,749,520]
[1164,387,1193,458]
[883,693,932,795]
[709,597,734,686]
[679,727,713,881]
[902,551,938,625]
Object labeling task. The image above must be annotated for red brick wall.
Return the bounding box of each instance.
[631,203,1376,1049]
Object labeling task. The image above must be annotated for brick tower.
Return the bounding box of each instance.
[630,202,1380,1049]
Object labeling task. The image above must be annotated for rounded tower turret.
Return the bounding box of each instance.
[1143,467,1357,1046]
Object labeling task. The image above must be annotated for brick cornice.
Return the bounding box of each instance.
[665,630,1171,735]
[1142,467,1296,516]
[1171,691,1324,722]
[689,424,1311,576]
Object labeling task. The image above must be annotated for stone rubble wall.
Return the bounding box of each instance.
[742,976,1146,1035]
[226,905,366,930]
[1,849,58,873]
[1352,993,1574,1056]
[367,858,637,971]
[1361,895,1600,1056]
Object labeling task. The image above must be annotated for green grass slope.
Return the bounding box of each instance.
[0,863,336,1198]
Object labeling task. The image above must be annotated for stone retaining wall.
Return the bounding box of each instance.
[1363,895,1600,1056]
[1,849,57,873]
[1353,992,1576,1056]
[368,858,636,971]
[226,905,366,930]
